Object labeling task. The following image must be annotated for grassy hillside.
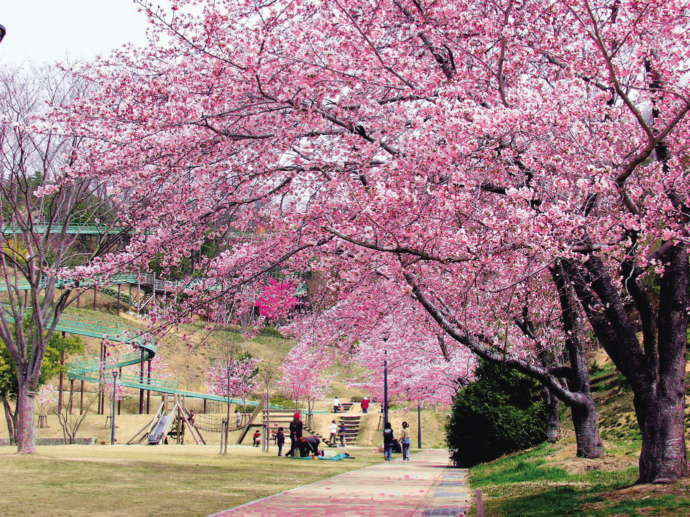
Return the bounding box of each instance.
[1,302,451,447]
[468,350,690,516]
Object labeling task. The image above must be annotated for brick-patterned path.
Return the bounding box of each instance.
[210,449,470,517]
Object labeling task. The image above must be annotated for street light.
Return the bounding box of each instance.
[110,371,119,445]
[383,348,388,432]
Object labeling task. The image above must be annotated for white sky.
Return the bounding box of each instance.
[0,1,150,67]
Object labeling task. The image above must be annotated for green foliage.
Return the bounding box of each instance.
[0,331,84,396]
[269,394,300,408]
[446,360,547,467]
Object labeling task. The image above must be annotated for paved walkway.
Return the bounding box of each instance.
[211,449,470,517]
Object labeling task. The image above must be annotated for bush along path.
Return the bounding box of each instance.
[210,449,469,517]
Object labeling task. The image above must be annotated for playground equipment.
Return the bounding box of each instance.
[128,394,205,445]
[1,222,318,445]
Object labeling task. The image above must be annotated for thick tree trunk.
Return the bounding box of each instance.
[2,394,17,444]
[567,244,688,482]
[15,384,36,453]
[543,388,561,443]
[636,243,688,483]
[635,388,688,483]
[571,400,604,458]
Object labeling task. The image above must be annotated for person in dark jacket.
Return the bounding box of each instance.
[383,422,394,461]
[338,421,347,447]
[299,435,321,457]
[276,427,286,456]
[286,412,303,457]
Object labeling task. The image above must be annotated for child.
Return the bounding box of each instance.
[276,427,285,456]
[401,421,411,460]
[329,420,337,446]
[252,429,261,447]
[338,421,347,447]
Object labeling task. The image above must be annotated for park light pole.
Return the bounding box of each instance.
[110,370,119,445]
[383,348,388,434]
[417,402,422,449]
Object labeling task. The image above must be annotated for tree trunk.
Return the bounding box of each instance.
[15,384,36,454]
[542,388,561,443]
[567,244,688,482]
[571,400,603,458]
[551,262,602,457]
[635,388,688,483]
[636,243,688,483]
[2,394,17,444]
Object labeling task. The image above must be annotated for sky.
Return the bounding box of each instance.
[1,1,150,67]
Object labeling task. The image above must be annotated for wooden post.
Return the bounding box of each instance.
[117,283,121,309]
[146,360,152,413]
[80,380,84,414]
[118,368,122,415]
[138,349,145,414]
[262,390,270,453]
[476,489,485,517]
[93,286,97,309]
[203,399,207,414]
[68,378,74,414]
[98,342,106,415]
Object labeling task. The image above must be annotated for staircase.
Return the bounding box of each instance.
[337,415,361,445]
[339,401,354,412]
[264,409,296,440]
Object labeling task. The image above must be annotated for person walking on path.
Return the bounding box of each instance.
[276,427,285,456]
[235,409,242,428]
[360,397,369,413]
[328,420,337,446]
[401,421,411,460]
[252,429,261,447]
[338,420,347,447]
[383,422,394,461]
[287,412,303,457]
[333,396,341,413]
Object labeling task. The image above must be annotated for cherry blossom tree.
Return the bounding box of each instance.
[207,357,259,401]
[257,278,299,321]
[61,0,689,482]
[278,342,327,420]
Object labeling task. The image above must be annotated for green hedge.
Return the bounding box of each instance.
[447,360,547,467]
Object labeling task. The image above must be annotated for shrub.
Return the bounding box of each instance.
[446,360,546,467]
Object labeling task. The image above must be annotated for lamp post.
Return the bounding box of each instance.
[110,370,119,445]
[417,401,422,449]
[0,25,6,44]
[383,349,388,430]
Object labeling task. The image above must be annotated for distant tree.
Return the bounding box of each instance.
[0,331,83,443]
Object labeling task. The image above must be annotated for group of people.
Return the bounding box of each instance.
[250,399,413,463]
[332,396,370,414]
[383,421,411,461]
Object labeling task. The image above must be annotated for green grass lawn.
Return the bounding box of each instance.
[470,441,690,516]
[0,445,382,517]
